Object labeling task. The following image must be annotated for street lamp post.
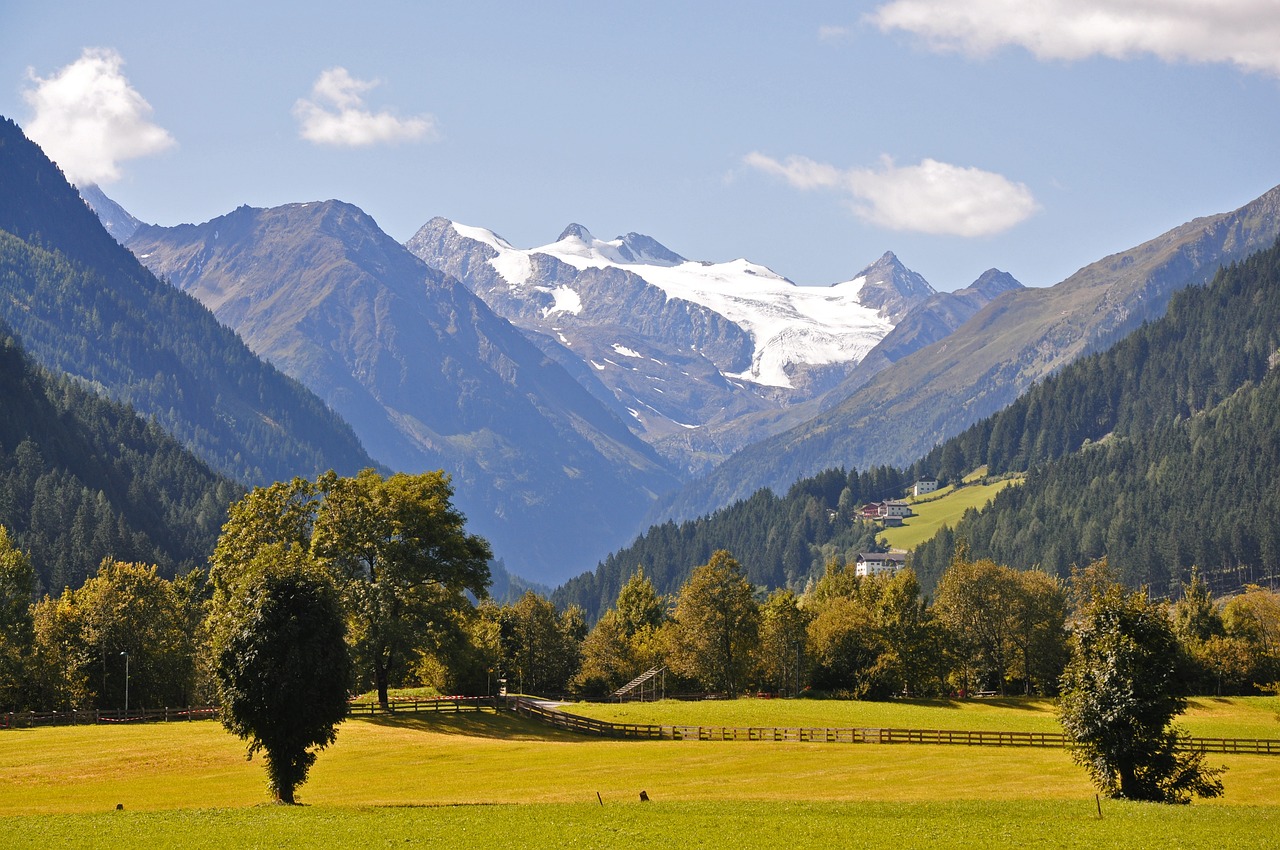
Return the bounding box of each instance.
[120,651,129,718]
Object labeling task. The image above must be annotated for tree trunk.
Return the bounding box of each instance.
[376,661,390,709]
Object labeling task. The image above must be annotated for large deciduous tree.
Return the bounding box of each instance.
[668,550,759,696]
[31,558,196,710]
[934,549,1067,696]
[1058,565,1225,803]
[210,469,491,709]
[216,558,351,805]
[312,470,491,707]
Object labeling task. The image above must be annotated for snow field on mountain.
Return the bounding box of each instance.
[451,222,894,388]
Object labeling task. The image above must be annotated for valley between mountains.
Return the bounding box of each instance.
[8,110,1278,591]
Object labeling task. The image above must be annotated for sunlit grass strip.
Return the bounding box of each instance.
[1,800,1279,850]
[3,709,1278,816]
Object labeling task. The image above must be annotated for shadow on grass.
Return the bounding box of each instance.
[970,698,1057,713]
[352,711,585,742]
[890,697,1056,713]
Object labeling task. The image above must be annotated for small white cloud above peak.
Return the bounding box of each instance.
[22,47,175,185]
[294,67,437,147]
[745,151,1038,237]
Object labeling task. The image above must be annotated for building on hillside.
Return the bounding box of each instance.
[857,500,913,522]
[913,479,938,497]
[881,499,913,519]
[855,552,907,577]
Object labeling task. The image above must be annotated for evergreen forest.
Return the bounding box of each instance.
[0,322,240,594]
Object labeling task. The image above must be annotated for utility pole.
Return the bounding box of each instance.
[120,651,129,718]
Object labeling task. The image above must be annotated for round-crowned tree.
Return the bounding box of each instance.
[216,562,352,804]
[1058,571,1224,803]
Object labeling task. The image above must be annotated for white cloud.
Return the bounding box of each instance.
[870,0,1280,76]
[745,152,1039,237]
[294,67,437,147]
[818,24,852,42]
[22,48,175,186]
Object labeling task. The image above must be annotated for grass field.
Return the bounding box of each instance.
[570,695,1280,739]
[3,800,1280,850]
[878,474,1021,551]
[1,698,1277,847]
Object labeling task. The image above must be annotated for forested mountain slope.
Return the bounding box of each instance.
[558,236,1280,614]
[0,323,240,593]
[552,465,911,621]
[907,238,1280,595]
[654,184,1280,525]
[0,117,376,485]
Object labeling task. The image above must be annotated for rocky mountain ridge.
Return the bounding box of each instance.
[408,218,963,472]
[125,200,681,584]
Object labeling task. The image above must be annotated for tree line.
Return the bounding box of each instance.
[5,493,1276,712]
[554,465,912,621]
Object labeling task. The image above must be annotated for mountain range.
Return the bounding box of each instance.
[558,230,1280,619]
[124,201,681,584]
[0,118,376,488]
[652,183,1280,525]
[407,219,1015,474]
[37,102,1278,591]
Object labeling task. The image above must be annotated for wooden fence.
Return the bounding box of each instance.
[508,698,1280,755]
[8,696,1279,757]
[0,697,500,729]
[1,706,218,729]
[346,696,502,716]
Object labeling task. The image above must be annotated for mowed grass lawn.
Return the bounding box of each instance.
[1,697,1278,847]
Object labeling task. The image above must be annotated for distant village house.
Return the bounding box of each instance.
[857,500,914,522]
[855,551,907,577]
[913,478,938,497]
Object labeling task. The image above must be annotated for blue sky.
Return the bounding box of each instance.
[2,1,1278,291]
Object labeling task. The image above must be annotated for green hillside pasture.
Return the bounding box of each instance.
[879,476,1021,551]
[2,800,1279,850]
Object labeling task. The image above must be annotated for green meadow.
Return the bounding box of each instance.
[878,472,1021,551]
[1,698,1277,847]
[571,695,1280,739]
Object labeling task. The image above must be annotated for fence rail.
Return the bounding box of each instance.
[1,706,218,729]
[508,698,1280,755]
[346,696,502,716]
[9,697,1279,757]
[1,697,502,729]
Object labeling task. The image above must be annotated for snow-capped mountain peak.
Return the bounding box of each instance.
[540,224,685,270]
[615,232,685,266]
[450,219,518,253]
[835,250,937,322]
[417,219,933,393]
